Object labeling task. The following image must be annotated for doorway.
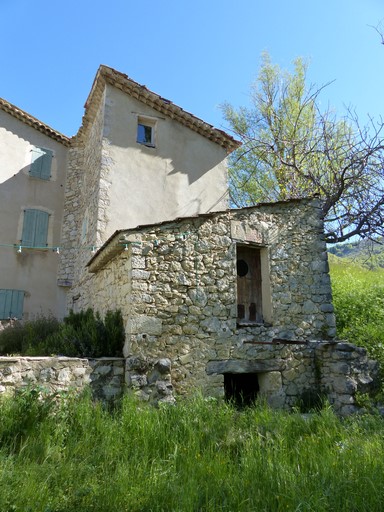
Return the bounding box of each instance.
[224,373,260,406]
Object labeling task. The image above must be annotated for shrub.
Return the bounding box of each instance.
[0,316,61,355]
[0,309,124,358]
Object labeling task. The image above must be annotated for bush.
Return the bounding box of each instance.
[0,316,61,355]
[0,309,124,358]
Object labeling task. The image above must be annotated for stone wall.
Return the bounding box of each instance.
[59,197,380,413]
[58,87,106,293]
[0,356,125,402]
[72,198,334,396]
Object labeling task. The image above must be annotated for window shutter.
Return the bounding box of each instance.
[0,290,24,319]
[0,290,8,319]
[21,209,37,247]
[30,147,52,180]
[34,210,49,246]
[40,148,53,180]
[10,290,24,318]
[21,209,49,247]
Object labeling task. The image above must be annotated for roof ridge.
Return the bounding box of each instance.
[78,64,240,153]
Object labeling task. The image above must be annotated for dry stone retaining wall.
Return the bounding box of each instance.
[0,357,125,402]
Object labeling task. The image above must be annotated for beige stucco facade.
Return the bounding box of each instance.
[0,108,69,319]
[104,85,229,234]
[0,65,238,320]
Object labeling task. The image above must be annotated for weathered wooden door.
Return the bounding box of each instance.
[237,246,263,323]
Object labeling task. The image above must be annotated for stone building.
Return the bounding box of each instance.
[68,196,378,414]
[0,66,379,413]
[0,98,69,319]
[0,65,238,320]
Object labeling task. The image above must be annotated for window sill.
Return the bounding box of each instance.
[137,142,156,149]
[236,321,272,328]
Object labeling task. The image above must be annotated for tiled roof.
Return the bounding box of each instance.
[77,65,240,153]
[0,97,70,146]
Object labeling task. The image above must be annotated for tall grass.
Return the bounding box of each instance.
[1,390,384,511]
[330,257,384,370]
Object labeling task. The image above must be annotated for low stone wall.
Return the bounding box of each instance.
[315,341,380,415]
[126,356,175,405]
[0,356,125,402]
[0,342,379,415]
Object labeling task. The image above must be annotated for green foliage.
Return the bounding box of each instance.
[0,316,61,355]
[329,237,384,269]
[1,391,384,511]
[330,260,384,373]
[0,309,124,357]
[222,52,384,244]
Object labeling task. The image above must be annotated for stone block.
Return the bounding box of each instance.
[127,316,163,336]
[155,358,171,374]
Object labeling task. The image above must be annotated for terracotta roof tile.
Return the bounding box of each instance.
[0,97,70,146]
[78,65,240,153]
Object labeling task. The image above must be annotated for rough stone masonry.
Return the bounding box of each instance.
[59,197,377,414]
[0,198,380,413]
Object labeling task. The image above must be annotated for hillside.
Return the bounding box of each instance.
[328,238,384,269]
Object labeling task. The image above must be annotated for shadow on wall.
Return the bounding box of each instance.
[110,118,228,187]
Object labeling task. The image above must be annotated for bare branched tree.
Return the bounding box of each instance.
[222,54,384,244]
[368,21,384,45]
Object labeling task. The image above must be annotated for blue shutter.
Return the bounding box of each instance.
[21,209,37,247]
[40,148,53,180]
[30,147,52,180]
[0,290,24,319]
[10,290,24,318]
[0,290,7,319]
[34,210,49,246]
[21,209,49,247]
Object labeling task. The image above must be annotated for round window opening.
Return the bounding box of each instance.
[237,259,249,277]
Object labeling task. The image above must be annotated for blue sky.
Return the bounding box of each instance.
[1,0,383,137]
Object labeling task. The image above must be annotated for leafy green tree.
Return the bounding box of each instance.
[222,54,384,243]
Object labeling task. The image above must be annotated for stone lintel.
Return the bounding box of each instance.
[206,359,283,375]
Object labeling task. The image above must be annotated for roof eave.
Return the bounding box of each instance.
[0,98,70,146]
[76,65,241,153]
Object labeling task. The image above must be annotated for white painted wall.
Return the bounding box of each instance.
[0,110,68,319]
[101,86,229,237]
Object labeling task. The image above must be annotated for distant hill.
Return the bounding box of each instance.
[328,238,384,270]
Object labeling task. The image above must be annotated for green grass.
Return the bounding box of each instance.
[330,256,384,371]
[1,390,384,511]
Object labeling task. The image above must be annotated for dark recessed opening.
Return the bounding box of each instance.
[237,259,249,277]
[237,304,245,319]
[224,373,260,407]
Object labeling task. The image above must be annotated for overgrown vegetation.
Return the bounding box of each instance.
[330,255,384,373]
[1,390,384,511]
[0,309,124,357]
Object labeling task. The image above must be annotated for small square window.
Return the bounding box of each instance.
[137,117,156,147]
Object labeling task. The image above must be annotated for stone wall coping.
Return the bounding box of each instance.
[0,356,124,363]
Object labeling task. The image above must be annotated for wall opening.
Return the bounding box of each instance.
[236,244,272,325]
[224,373,260,406]
[237,246,262,323]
